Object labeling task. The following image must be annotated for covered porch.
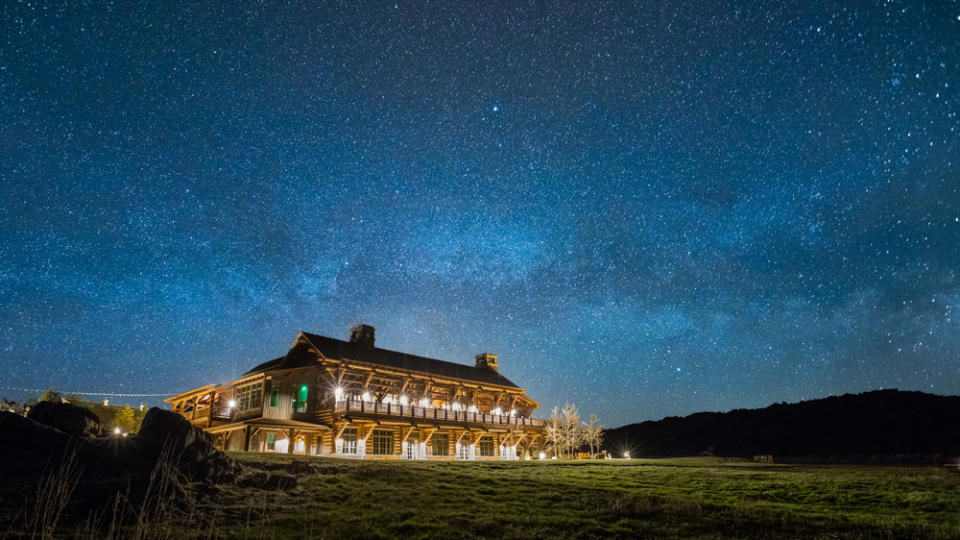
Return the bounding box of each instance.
[207,418,331,455]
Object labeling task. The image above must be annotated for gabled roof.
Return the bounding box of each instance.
[244,332,521,389]
[241,340,319,375]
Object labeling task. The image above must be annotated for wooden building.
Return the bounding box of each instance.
[166,325,545,460]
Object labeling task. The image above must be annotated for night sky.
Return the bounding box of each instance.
[2,1,958,427]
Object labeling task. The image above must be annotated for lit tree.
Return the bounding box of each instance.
[583,413,604,458]
[112,405,137,434]
[560,403,584,458]
[40,387,61,403]
[545,406,563,457]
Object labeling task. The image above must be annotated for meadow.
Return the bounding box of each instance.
[203,454,960,539]
[7,453,959,538]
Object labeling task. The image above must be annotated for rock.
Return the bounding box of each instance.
[132,408,240,483]
[27,401,101,436]
[0,412,98,475]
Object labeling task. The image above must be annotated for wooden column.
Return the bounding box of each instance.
[287,428,296,454]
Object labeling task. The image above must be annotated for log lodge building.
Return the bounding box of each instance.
[166,325,546,460]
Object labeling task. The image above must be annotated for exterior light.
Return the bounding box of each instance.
[362,392,371,402]
[468,405,478,413]
[114,427,121,435]
[227,399,236,408]
[419,397,430,408]
[301,385,307,392]
[525,455,531,461]
[122,433,128,437]
[538,452,545,460]
[399,395,408,406]
[510,409,516,416]
[334,387,344,401]
[492,407,502,416]
[624,451,630,459]
[452,402,461,411]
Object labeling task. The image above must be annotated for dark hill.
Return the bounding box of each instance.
[603,390,960,461]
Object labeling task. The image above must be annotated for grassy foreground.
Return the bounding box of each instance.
[201,454,960,539]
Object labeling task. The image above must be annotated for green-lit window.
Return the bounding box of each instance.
[293,385,308,412]
[269,382,279,407]
[266,433,276,451]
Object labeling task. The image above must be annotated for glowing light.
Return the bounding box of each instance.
[452,402,461,411]
[362,392,371,402]
[399,395,408,406]
[113,427,121,435]
[525,455,531,461]
[492,407,503,416]
[538,452,546,460]
[334,387,344,401]
[419,397,430,408]
[227,399,236,408]
[509,409,516,416]
[467,405,478,413]
[623,451,630,459]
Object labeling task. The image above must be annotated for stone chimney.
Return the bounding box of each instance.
[349,324,375,348]
[475,352,498,373]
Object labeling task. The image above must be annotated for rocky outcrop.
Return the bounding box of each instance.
[133,408,240,483]
[0,408,240,484]
[27,400,101,436]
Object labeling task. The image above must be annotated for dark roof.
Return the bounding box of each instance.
[242,341,320,376]
[244,332,520,388]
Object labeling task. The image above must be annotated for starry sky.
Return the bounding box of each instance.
[1,1,959,427]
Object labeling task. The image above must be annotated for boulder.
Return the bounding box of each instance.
[0,412,98,474]
[27,401,101,436]
[132,408,240,483]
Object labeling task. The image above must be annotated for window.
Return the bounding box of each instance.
[373,429,393,455]
[478,436,494,457]
[292,384,308,412]
[457,442,470,460]
[406,432,419,459]
[341,428,358,455]
[234,381,263,412]
[266,433,276,451]
[431,434,449,457]
[270,382,279,407]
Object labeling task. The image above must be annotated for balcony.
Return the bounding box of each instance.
[333,400,544,428]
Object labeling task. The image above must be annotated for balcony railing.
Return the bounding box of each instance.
[334,399,544,427]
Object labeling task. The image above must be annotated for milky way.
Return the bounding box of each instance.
[1,1,958,426]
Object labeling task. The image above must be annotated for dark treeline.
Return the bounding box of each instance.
[604,390,960,460]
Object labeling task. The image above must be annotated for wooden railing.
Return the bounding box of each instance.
[334,400,544,427]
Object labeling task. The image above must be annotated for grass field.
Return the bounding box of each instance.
[191,454,960,539]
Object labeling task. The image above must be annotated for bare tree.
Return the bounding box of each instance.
[560,403,583,458]
[583,413,604,458]
[545,406,563,458]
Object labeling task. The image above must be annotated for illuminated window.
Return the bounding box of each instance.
[341,428,358,454]
[431,434,449,456]
[292,385,308,412]
[478,436,494,457]
[373,429,393,455]
[266,433,276,451]
[269,382,279,407]
[235,381,263,412]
